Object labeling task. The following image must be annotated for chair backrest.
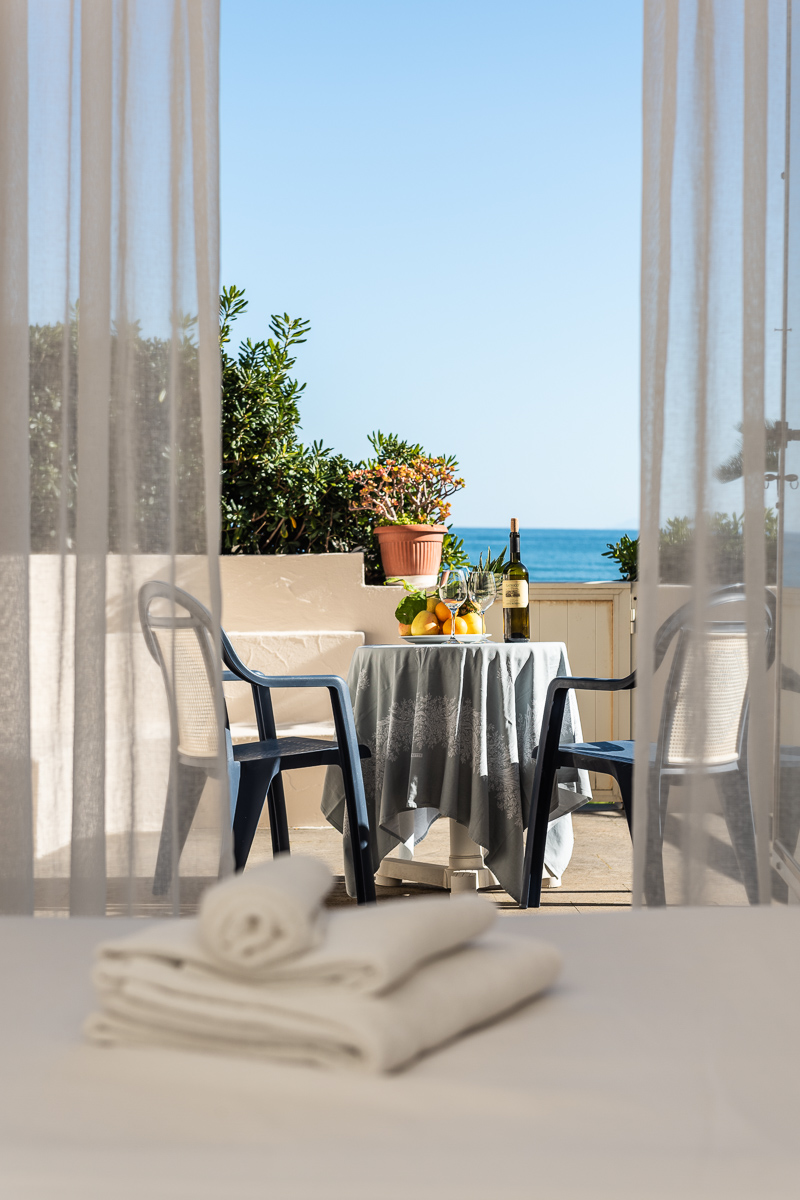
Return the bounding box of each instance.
[660,622,749,767]
[653,585,775,770]
[138,581,223,766]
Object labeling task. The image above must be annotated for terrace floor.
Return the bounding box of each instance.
[249,809,634,913]
[31,804,762,915]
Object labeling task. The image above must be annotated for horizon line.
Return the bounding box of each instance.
[449,525,639,532]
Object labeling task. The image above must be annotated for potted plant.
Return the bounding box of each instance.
[349,446,465,582]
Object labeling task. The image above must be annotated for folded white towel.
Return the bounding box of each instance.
[95,893,495,995]
[197,855,332,974]
[86,932,561,1072]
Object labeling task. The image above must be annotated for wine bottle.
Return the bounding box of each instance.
[503,518,530,642]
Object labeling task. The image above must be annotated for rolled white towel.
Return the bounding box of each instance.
[198,855,332,974]
[86,932,562,1073]
[91,893,495,994]
[262,894,495,992]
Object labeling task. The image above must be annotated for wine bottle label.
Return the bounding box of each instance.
[502,579,529,608]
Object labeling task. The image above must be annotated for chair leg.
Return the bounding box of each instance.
[265,774,291,856]
[327,681,376,905]
[716,770,759,905]
[520,690,572,909]
[520,756,560,910]
[339,763,377,905]
[232,759,281,870]
[615,766,633,833]
[642,770,668,906]
[153,762,209,896]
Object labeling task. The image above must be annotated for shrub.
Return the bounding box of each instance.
[602,513,778,585]
[602,534,638,581]
[659,510,777,584]
[220,286,373,564]
[30,312,206,553]
[219,289,468,581]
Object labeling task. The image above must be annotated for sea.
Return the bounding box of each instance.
[450,528,638,583]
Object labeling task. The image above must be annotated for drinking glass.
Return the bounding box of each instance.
[468,570,497,634]
[438,568,469,644]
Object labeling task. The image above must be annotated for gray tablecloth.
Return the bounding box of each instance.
[321,641,591,903]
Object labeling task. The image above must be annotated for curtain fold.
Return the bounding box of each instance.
[0,0,225,916]
[0,0,34,915]
[637,0,788,905]
[774,0,800,900]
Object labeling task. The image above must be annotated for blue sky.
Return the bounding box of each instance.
[220,0,642,529]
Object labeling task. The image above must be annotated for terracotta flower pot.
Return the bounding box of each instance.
[375,523,447,582]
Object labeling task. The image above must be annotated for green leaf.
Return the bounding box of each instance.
[394,592,427,624]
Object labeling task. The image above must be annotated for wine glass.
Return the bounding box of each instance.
[438,568,468,644]
[468,570,497,634]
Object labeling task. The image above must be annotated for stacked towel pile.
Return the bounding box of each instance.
[86,856,561,1073]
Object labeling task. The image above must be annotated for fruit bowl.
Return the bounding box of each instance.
[400,634,492,645]
[395,589,486,640]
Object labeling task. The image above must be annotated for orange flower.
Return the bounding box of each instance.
[349,453,465,524]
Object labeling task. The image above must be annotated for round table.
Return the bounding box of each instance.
[321,640,592,903]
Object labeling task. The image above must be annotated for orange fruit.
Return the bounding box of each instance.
[442,616,468,635]
[461,612,483,634]
[398,622,412,635]
[434,601,451,624]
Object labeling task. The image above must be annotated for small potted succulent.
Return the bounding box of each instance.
[473,544,508,593]
[349,448,465,582]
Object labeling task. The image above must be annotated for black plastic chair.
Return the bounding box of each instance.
[520,584,775,909]
[138,581,376,904]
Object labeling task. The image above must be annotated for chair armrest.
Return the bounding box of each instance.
[221,630,350,692]
[533,672,636,771]
[224,665,349,692]
[546,671,636,695]
[221,629,357,732]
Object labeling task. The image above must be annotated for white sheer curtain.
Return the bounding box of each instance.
[774,0,800,902]
[636,0,791,905]
[0,0,226,916]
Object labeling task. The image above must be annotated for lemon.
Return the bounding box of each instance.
[426,596,438,612]
[442,616,468,635]
[461,612,483,634]
[411,610,441,636]
[434,601,451,624]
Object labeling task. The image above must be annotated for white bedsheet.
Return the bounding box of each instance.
[0,908,798,1199]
